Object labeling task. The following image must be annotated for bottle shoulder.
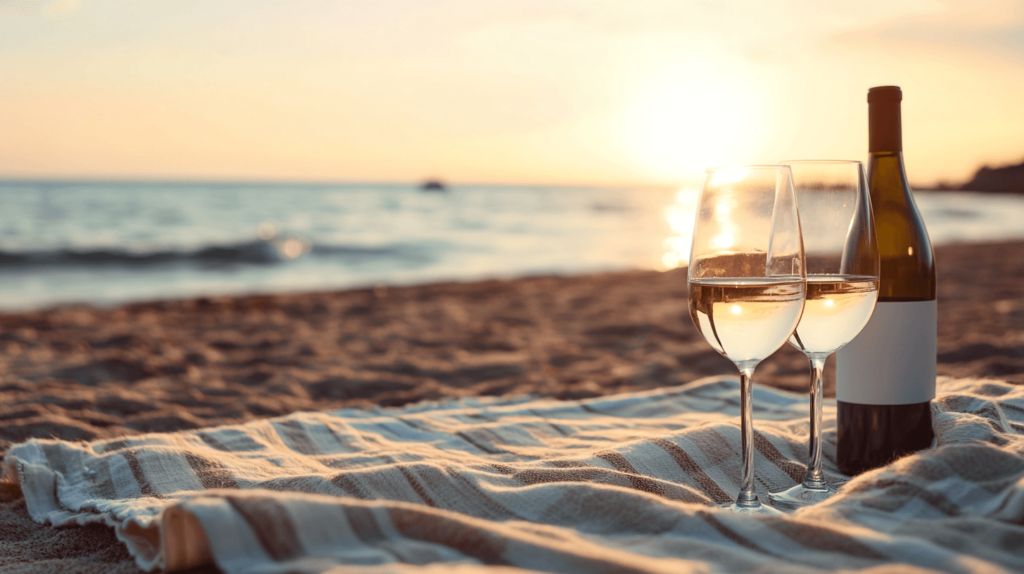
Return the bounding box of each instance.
[867,153,936,301]
[867,153,934,248]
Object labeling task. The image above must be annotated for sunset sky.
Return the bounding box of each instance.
[1,0,1023,187]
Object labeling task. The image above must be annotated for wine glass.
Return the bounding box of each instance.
[767,160,879,510]
[687,165,806,514]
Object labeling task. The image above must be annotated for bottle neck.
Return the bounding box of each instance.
[869,102,902,153]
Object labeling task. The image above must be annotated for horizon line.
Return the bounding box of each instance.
[0,175,683,190]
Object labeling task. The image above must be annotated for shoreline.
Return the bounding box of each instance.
[1,239,1020,448]
[2,187,1024,314]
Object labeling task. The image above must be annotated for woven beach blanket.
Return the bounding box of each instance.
[4,376,1024,573]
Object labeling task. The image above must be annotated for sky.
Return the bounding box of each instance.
[1,0,1023,187]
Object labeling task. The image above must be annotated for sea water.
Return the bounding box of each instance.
[0,182,1021,310]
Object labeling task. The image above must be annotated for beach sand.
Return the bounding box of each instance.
[1,240,1021,573]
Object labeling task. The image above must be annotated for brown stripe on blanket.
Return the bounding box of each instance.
[225,495,304,561]
[330,472,373,500]
[121,450,161,498]
[488,463,517,475]
[388,504,659,574]
[770,520,888,560]
[939,397,1018,436]
[685,427,738,468]
[398,417,425,430]
[987,434,1010,447]
[509,464,705,503]
[183,451,240,490]
[397,465,440,507]
[675,428,776,494]
[547,458,597,468]
[464,411,496,422]
[1000,402,1024,416]
[697,510,783,559]
[595,451,669,499]
[387,505,508,565]
[970,401,1013,429]
[440,465,527,521]
[99,438,131,453]
[987,490,1024,522]
[272,420,319,455]
[650,438,732,504]
[197,432,233,452]
[321,423,361,452]
[198,429,265,453]
[848,478,963,516]
[514,466,615,487]
[456,431,504,455]
[527,409,571,437]
[343,505,389,545]
[544,421,571,437]
[752,431,805,482]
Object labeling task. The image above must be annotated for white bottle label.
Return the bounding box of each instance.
[836,300,937,405]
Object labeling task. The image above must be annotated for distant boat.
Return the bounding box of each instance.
[420,180,447,192]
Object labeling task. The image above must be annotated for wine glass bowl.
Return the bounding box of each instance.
[687,165,806,514]
[689,279,804,366]
[768,160,880,510]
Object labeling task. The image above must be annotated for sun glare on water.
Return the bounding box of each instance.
[661,187,701,269]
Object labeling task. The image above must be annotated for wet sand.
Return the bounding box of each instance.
[1,240,1022,573]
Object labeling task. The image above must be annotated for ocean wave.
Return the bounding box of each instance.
[0,238,433,269]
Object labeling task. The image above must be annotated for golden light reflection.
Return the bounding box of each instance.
[710,167,749,187]
[257,221,278,240]
[280,238,306,259]
[731,304,742,315]
[663,236,690,254]
[660,187,700,269]
[710,232,736,250]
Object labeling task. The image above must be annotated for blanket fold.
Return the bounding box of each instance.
[3,376,1024,574]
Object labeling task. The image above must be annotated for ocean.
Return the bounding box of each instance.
[2,181,1022,310]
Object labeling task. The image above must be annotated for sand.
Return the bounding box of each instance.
[1,239,1022,572]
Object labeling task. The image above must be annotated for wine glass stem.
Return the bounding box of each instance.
[737,365,759,507]
[804,354,828,489]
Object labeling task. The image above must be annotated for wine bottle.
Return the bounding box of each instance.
[835,86,936,476]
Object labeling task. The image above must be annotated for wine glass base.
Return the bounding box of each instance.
[720,501,785,515]
[767,482,837,511]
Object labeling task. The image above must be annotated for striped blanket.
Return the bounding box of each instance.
[4,376,1024,573]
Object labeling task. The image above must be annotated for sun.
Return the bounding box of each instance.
[622,73,763,182]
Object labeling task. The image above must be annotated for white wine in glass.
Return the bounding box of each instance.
[790,277,877,355]
[768,160,879,510]
[689,279,805,362]
[687,166,806,514]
